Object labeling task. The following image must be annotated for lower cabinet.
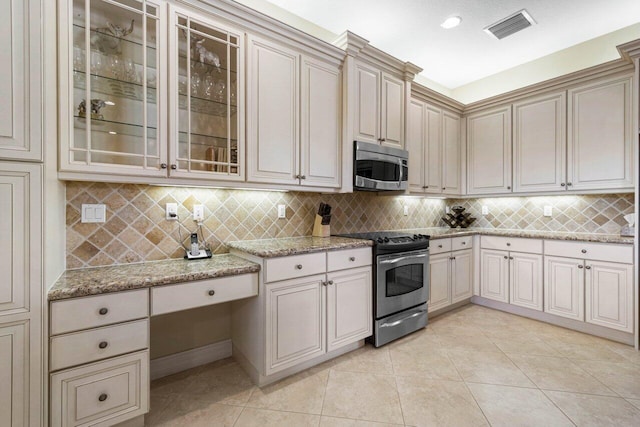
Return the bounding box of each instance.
[544,256,584,321]
[429,249,472,312]
[509,252,543,311]
[0,322,28,427]
[480,249,510,303]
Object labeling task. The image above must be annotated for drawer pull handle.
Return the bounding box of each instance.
[585,265,591,270]
[98,308,108,315]
[208,290,215,296]
[98,341,108,349]
[98,394,108,402]
[578,265,584,269]
[438,245,443,248]
[295,264,303,270]
[581,249,587,254]
[349,257,356,261]
[506,243,511,246]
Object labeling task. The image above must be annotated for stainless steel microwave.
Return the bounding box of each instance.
[353,141,409,191]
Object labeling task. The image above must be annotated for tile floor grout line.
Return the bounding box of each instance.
[318,365,331,418]
[539,388,579,427]
[391,374,407,426]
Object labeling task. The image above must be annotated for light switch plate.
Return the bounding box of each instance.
[481,205,489,215]
[81,204,106,223]
[193,204,204,221]
[277,204,286,219]
[544,206,553,217]
[403,205,409,216]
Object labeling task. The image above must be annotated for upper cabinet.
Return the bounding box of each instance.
[59,0,244,181]
[466,105,512,195]
[513,92,566,193]
[353,62,404,149]
[407,97,461,195]
[246,35,341,189]
[0,0,42,161]
[567,76,633,191]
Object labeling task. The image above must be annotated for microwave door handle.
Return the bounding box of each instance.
[379,309,427,328]
[398,159,403,188]
[380,253,427,265]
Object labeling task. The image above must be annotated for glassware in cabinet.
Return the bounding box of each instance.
[61,0,166,176]
[169,8,244,179]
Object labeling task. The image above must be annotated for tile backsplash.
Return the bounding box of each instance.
[65,182,634,269]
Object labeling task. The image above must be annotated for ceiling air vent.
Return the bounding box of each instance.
[484,9,536,40]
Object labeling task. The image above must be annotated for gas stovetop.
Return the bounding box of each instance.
[336,231,430,254]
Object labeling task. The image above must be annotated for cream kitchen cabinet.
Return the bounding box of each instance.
[567,75,633,191]
[353,62,404,149]
[544,240,633,332]
[0,0,42,161]
[0,162,43,427]
[407,98,461,195]
[513,92,566,193]
[231,246,372,385]
[466,105,512,195]
[59,0,245,182]
[247,35,341,188]
[480,237,543,310]
[428,237,472,312]
[49,290,150,426]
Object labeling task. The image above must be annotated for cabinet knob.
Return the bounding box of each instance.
[507,186,511,190]
[449,256,454,260]
[98,308,108,315]
[442,187,446,190]
[328,280,334,285]
[424,185,429,188]
[578,264,584,269]
[295,264,303,270]
[506,243,511,246]
[160,163,167,169]
[378,138,386,142]
[461,242,466,245]
[581,249,587,254]
[451,256,456,260]
[322,281,328,286]
[98,341,108,349]
[208,290,215,296]
[170,164,177,170]
[561,183,566,187]
[585,265,592,270]
[349,257,356,261]
[567,182,572,186]
[438,244,443,248]
[300,175,306,180]
[503,256,508,259]
[98,394,108,402]
[509,256,514,260]
[295,174,300,179]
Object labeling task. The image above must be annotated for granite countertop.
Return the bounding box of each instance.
[401,227,634,244]
[226,236,373,258]
[48,254,260,301]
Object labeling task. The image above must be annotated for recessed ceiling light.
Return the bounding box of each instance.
[441,16,462,29]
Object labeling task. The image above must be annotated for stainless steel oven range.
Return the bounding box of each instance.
[336,231,430,347]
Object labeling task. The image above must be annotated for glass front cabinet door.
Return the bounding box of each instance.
[168,5,244,180]
[59,0,244,182]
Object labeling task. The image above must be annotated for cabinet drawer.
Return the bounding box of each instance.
[430,238,452,255]
[264,252,326,283]
[451,236,473,251]
[50,350,149,427]
[481,236,542,254]
[151,273,258,316]
[51,289,148,335]
[327,247,372,272]
[50,319,148,372]
[544,240,633,264]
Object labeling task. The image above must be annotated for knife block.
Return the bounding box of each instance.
[312,214,330,237]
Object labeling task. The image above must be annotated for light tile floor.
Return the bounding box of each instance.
[145,305,640,426]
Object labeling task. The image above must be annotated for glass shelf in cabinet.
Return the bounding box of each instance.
[74,116,157,138]
[178,93,237,116]
[73,24,157,52]
[177,130,237,146]
[179,55,238,76]
[74,69,157,104]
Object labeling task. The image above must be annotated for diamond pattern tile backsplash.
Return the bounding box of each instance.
[65,181,634,269]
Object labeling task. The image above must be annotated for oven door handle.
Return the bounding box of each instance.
[379,253,427,265]
[379,309,427,328]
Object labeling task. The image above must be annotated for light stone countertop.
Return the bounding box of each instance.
[48,254,260,301]
[399,227,634,244]
[226,236,373,258]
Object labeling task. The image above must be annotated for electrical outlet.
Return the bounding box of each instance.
[403,205,409,216]
[193,204,204,221]
[445,206,451,214]
[81,204,106,223]
[481,205,489,215]
[544,205,553,217]
[166,203,178,220]
[277,204,286,219]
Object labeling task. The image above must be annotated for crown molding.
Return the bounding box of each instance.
[411,82,464,113]
[333,30,369,57]
[403,62,423,81]
[618,39,640,62]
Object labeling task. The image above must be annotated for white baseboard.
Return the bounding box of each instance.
[150,339,232,380]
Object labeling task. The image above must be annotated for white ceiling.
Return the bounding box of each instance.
[263,0,640,89]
